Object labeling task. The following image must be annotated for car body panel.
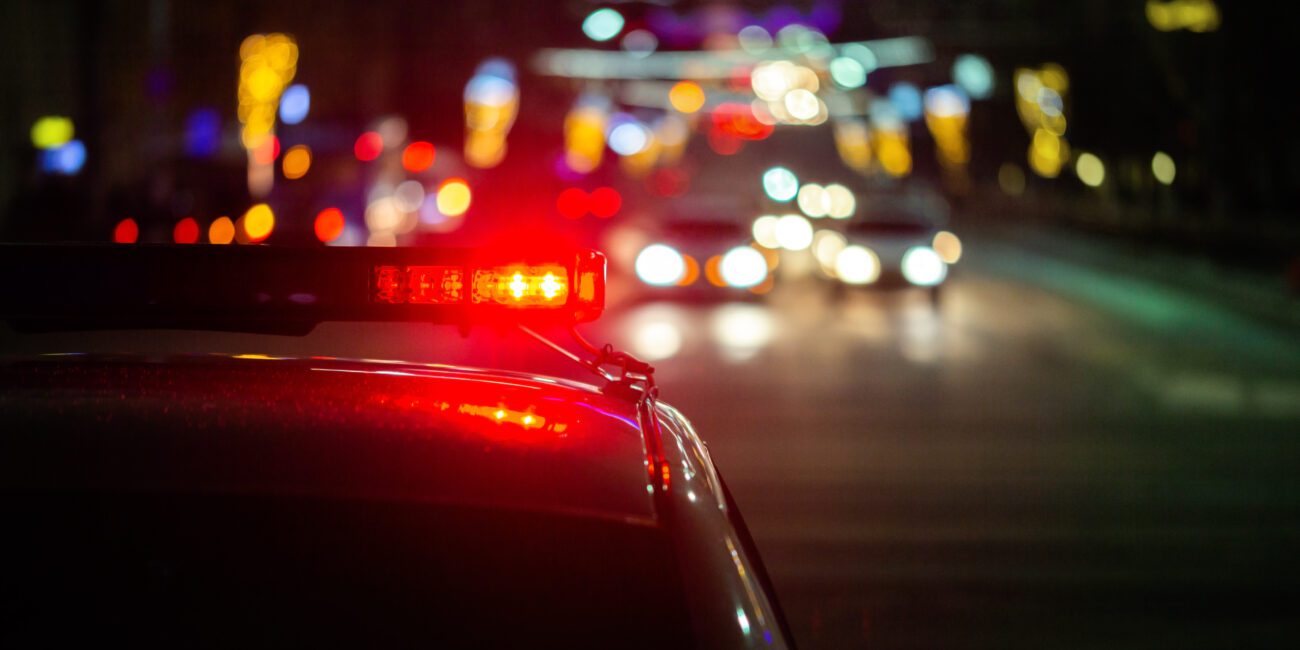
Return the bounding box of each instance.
[0,353,657,524]
[0,351,792,647]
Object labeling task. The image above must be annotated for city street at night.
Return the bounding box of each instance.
[4,1,1299,647]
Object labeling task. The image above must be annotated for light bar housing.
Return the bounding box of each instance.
[0,245,606,334]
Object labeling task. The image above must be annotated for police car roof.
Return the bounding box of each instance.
[0,353,658,525]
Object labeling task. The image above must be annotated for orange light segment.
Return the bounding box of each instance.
[471,265,570,307]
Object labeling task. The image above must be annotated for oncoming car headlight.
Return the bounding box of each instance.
[635,244,686,286]
[719,246,768,288]
[901,246,947,286]
[834,245,881,285]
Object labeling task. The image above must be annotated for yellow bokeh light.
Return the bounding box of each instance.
[208,216,235,244]
[668,81,706,114]
[30,116,74,150]
[1028,128,1069,178]
[876,130,912,177]
[1152,151,1177,185]
[242,203,275,242]
[436,180,472,217]
[1075,152,1105,187]
[282,145,312,179]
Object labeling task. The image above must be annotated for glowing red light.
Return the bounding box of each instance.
[314,207,345,243]
[651,168,690,197]
[354,131,384,161]
[589,187,621,218]
[556,188,589,219]
[711,103,772,141]
[172,217,200,244]
[112,218,138,244]
[707,128,743,155]
[402,141,436,172]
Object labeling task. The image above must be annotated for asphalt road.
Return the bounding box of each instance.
[4,232,1299,648]
[591,239,1300,649]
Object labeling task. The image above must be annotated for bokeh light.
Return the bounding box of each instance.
[774,215,814,250]
[281,145,311,179]
[31,116,74,149]
[354,131,383,161]
[669,81,706,114]
[829,57,867,89]
[933,231,963,264]
[1075,152,1105,187]
[278,84,310,125]
[402,141,436,173]
[952,54,995,100]
[242,203,275,242]
[557,188,588,219]
[835,245,881,285]
[314,207,345,243]
[621,29,658,57]
[901,247,947,286]
[394,180,426,212]
[590,187,621,218]
[1152,151,1177,185]
[737,25,773,54]
[112,218,138,244]
[608,118,651,156]
[888,83,923,122]
[824,184,856,219]
[719,246,768,288]
[582,8,624,42]
[762,167,799,202]
[40,140,86,175]
[208,216,235,244]
[173,217,200,244]
[436,178,472,217]
[636,244,686,286]
[796,184,828,218]
[752,215,781,249]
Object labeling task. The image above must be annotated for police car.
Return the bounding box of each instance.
[0,245,791,648]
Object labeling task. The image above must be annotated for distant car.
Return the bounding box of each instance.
[824,213,962,305]
[0,245,792,648]
[626,219,772,299]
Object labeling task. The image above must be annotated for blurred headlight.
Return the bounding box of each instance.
[774,214,813,250]
[901,246,948,286]
[834,245,881,285]
[719,246,768,288]
[635,244,686,286]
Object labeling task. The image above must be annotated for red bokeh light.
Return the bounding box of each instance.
[556,188,589,219]
[314,207,345,243]
[651,168,690,197]
[354,131,384,161]
[711,103,773,140]
[402,141,436,173]
[589,187,621,218]
[172,217,199,244]
[112,218,138,244]
[707,128,743,155]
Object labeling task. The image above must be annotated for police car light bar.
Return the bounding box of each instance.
[0,245,606,334]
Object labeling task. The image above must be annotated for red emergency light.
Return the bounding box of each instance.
[0,245,606,334]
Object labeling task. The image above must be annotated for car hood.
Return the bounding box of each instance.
[0,353,658,525]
